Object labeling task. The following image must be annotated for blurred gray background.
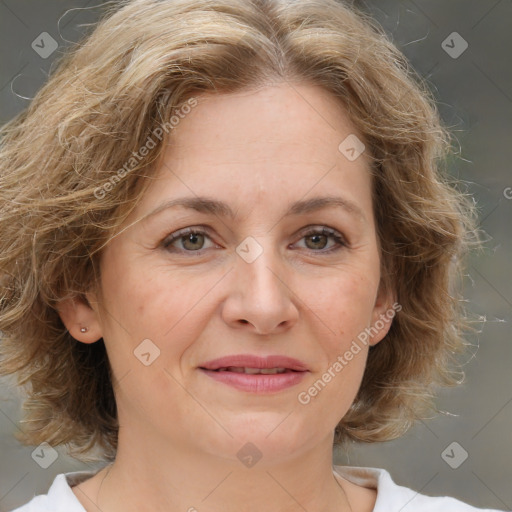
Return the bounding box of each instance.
[0,0,511,510]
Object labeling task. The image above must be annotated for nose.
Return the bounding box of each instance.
[221,241,299,336]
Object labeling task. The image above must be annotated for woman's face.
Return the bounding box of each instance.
[84,82,394,465]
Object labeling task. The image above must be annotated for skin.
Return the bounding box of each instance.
[58,81,395,512]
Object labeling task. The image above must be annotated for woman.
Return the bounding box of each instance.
[0,0,502,510]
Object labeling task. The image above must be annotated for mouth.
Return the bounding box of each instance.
[198,355,309,393]
[210,366,300,375]
[199,354,309,372]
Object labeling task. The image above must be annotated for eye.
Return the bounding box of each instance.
[161,225,348,255]
[162,227,215,253]
[294,226,348,253]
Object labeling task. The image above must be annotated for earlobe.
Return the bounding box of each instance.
[56,295,103,344]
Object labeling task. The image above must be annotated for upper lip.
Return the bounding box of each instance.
[199,354,309,371]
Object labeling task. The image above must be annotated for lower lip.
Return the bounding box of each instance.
[200,369,307,393]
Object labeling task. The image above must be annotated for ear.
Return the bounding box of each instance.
[369,278,399,347]
[56,293,103,344]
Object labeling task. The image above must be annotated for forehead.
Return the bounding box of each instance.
[168,81,359,155]
[130,82,374,225]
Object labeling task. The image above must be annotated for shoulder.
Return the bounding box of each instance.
[9,471,97,512]
[333,465,505,512]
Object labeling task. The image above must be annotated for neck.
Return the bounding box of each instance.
[80,429,353,512]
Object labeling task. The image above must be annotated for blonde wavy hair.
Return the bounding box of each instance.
[0,0,480,461]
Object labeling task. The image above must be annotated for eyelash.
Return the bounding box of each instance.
[161,226,348,255]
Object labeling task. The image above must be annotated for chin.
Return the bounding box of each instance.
[200,412,321,465]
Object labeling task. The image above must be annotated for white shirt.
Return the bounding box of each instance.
[10,465,504,511]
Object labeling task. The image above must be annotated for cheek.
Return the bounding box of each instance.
[297,274,375,421]
[304,269,378,341]
[98,258,217,367]
[97,262,213,419]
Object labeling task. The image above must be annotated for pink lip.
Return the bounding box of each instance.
[200,354,309,371]
[199,354,309,393]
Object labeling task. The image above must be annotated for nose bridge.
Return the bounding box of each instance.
[236,235,287,303]
[224,233,298,334]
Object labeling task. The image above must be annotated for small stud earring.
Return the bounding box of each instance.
[80,327,88,333]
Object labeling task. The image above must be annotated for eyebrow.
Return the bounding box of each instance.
[142,195,367,223]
